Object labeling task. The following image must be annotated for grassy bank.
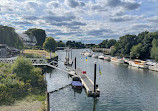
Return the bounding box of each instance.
[23,49,57,59]
[0,94,46,111]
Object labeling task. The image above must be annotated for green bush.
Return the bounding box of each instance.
[0,57,46,105]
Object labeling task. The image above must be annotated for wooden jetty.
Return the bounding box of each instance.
[76,68,100,97]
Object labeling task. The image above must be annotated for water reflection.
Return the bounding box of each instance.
[93,97,98,111]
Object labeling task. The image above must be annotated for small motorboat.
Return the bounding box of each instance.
[71,76,83,89]
[98,55,104,59]
[92,54,98,58]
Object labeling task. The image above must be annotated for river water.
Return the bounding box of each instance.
[46,49,158,111]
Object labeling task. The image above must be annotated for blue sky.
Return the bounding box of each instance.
[0,0,158,43]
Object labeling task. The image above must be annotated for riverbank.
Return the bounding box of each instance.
[0,94,46,111]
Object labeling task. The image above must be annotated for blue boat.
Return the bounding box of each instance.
[71,76,83,89]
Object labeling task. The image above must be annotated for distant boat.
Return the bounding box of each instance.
[71,75,83,89]
[104,56,111,61]
[92,54,98,58]
[111,57,124,64]
[98,55,104,59]
[84,52,92,57]
[129,59,148,69]
[80,52,85,55]
[147,62,158,71]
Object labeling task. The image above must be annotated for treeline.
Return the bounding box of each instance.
[102,31,158,61]
[0,25,23,49]
[0,57,46,105]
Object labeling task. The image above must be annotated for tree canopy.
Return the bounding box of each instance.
[0,25,23,49]
[25,28,46,46]
[43,37,57,52]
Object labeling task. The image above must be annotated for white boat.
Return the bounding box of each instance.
[84,52,92,57]
[111,57,124,64]
[98,55,104,59]
[129,59,148,69]
[148,62,158,71]
[92,54,98,58]
[104,56,111,61]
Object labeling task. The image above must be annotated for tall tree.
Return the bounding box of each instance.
[151,39,158,61]
[0,25,23,49]
[43,37,57,52]
[116,34,137,56]
[25,28,46,46]
[131,43,143,59]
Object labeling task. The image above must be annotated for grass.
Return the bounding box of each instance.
[0,94,46,111]
[23,49,57,59]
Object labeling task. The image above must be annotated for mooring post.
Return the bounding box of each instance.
[47,92,50,111]
[75,57,76,69]
[71,49,72,59]
[94,62,97,93]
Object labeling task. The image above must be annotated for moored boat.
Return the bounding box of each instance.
[111,57,124,63]
[71,75,83,89]
[84,52,92,57]
[129,59,148,69]
[148,62,158,71]
[92,54,98,58]
[98,55,104,59]
[104,56,111,61]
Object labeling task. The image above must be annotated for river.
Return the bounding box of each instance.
[46,49,158,111]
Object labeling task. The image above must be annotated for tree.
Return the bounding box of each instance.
[43,37,57,52]
[57,41,65,47]
[131,43,143,59]
[107,39,116,48]
[0,25,23,49]
[25,28,46,46]
[151,39,158,61]
[116,34,137,57]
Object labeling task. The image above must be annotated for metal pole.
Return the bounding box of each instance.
[75,57,76,69]
[71,49,72,59]
[94,62,96,93]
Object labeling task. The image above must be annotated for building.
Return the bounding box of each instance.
[0,44,20,58]
[0,44,7,58]
[18,34,37,47]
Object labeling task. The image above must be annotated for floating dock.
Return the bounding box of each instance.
[76,69,100,97]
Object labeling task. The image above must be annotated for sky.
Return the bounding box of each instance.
[0,0,158,43]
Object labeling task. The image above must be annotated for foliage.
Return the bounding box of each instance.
[98,39,116,48]
[43,37,57,52]
[151,39,158,61]
[0,57,46,105]
[57,40,65,47]
[25,28,46,46]
[66,41,86,48]
[0,25,23,49]
[130,43,143,59]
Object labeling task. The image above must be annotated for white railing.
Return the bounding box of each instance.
[0,58,47,65]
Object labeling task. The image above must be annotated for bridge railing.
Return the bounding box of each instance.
[0,58,48,65]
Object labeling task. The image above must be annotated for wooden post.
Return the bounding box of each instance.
[94,62,97,93]
[47,92,50,111]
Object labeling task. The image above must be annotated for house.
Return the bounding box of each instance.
[18,34,37,47]
[0,44,7,58]
[0,44,20,58]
